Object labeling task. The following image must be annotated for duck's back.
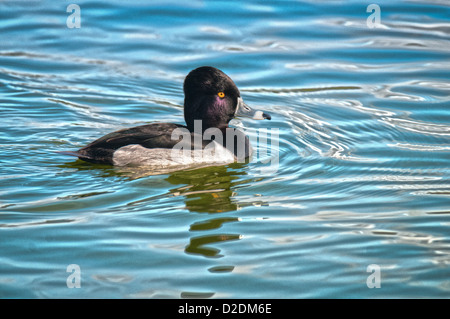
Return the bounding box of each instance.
[64,123,185,165]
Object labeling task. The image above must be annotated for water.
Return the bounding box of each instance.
[1,0,449,298]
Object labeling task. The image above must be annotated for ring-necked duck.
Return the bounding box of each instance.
[59,66,271,170]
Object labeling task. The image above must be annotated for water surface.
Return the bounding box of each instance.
[1,0,449,298]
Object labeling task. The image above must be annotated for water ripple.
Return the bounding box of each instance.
[382,116,450,136]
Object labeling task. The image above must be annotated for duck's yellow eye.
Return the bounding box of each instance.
[217,92,225,98]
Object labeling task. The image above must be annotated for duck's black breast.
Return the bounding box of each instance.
[73,123,187,165]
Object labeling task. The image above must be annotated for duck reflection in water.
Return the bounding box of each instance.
[119,163,261,258]
[166,164,247,258]
[59,161,267,259]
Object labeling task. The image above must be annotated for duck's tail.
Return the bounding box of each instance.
[56,150,94,161]
[56,151,81,157]
[57,150,113,165]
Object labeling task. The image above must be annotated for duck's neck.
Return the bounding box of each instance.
[186,120,229,134]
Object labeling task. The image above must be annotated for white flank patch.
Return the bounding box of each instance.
[112,143,235,169]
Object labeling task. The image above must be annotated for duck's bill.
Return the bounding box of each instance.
[236,97,271,120]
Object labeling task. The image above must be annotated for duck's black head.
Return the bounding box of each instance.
[183,66,240,132]
[183,66,270,132]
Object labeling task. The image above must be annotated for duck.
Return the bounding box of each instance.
[59,66,271,170]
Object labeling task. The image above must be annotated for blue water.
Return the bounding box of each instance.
[1,0,449,298]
